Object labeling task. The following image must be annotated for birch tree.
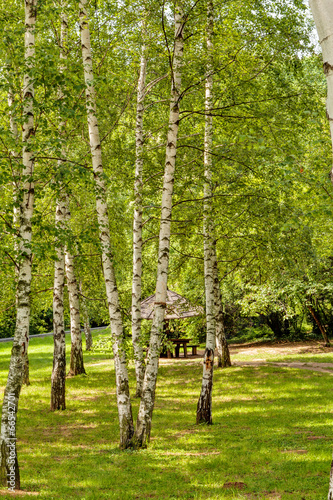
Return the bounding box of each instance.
[213,253,231,368]
[134,2,185,447]
[79,0,134,448]
[8,86,30,387]
[65,245,86,376]
[0,0,37,488]
[196,0,216,425]
[308,2,333,498]
[51,8,68,411]
[132,23,147,398]
[79,281,93,351]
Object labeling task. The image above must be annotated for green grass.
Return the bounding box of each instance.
[0,333,332,499]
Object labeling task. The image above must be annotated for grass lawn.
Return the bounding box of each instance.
[0,333,332,499]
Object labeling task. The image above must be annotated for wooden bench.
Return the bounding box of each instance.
[188,344,199,355]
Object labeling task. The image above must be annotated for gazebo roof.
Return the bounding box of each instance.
[141,289,203,320]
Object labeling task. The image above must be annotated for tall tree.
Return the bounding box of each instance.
[196,0,216,425]
[51,6,68,410]
[8,83,30,386]
[79,0,134,448]
[131,19,147,398]
[0,0,37,488]
[134,1,185,447]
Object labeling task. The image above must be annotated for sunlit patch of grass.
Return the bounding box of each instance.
[0,335,332,498]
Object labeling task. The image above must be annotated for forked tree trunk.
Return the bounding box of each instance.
[0,0,37,488]
[213,252,231,368]
[132,30,147,398]
[308,3,333,497]
[134,3,185,448]
[79,281,93,351]
[79,0,134,448]
[65,246,86,376]
[197,0,215,425]
[51,8,67,411]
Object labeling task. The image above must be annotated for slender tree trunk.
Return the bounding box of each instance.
[65,245,86,376]
[132,31,147,398]
[8,87,30,387]
[213,251,231,368]
[79,281,93,351]
[51,198,67,409]
[79,0,134,448]
[307,304,330,347]
[134,3,185,448]
[51,8,67,411]
[0,0,37,488]
[197,0,215,425]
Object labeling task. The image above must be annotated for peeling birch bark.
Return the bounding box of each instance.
[197,0,215,425]
[51,8,67,410]
[309,0,333,183]
[0,0,37,488]
[134,3,185,447]
[51,198,67,410]
[65,245,86,376]
[79,0,134,448]
[213,251,231,368]
[132,31,147,398]
[8,88,30,387]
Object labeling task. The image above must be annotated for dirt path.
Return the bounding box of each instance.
[233,360,333,374]
[159,340,333,374]
[230,339,333,374]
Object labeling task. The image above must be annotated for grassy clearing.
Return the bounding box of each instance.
[0,334,332,499]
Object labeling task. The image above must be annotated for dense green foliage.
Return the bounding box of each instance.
[0,0,331,344]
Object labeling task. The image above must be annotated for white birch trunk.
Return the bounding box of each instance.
[79,0,134,448]
[134,3,185,447]
[0,0,37,488]
[309,2,333,497]
[213,250,231,368]
[79,281,93,351]
[51,196,67,410]
[197,0,215,425]
[309,0,333,182]
[8,88,30,387]
[51,8,67,410]
[65,243,86,376]
[132,35,147,398]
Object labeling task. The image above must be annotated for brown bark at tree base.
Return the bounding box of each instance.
[196,348,214,425]
[22,355,30,385]
[0,437,20,489]
[67,345,86,377]
[217,339,231,368]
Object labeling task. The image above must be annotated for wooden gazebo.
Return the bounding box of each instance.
[140,290,203,357]
[141,289,203,321]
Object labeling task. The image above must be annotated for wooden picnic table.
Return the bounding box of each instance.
[168,338,192,359]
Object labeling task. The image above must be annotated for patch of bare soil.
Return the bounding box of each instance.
[160,340,333,374]
[0,490,39,496]
[223,482,246,489]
